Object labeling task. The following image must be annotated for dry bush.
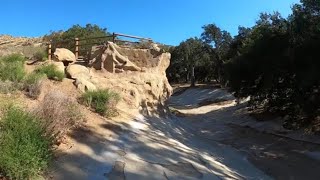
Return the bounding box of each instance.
[34,91,83,141]
[33,50,48,61]
[23,73,45,99]
[0,80,20,94]
[21,46,46,59]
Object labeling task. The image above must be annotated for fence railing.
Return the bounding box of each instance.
[48,33,152,60]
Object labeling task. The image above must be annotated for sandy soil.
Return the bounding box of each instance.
[2,39,319,180]
[46,84,320,180]
[48,87,266,179]
[169,86,320,180]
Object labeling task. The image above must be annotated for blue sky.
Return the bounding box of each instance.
[1,0,299,45]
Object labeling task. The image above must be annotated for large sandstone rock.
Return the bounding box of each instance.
[66,64,96,92]
[74,77,97,92]
[89,42,143,73]
[53,48,76,62]
[66,64,90,79]
[85,42,172,114]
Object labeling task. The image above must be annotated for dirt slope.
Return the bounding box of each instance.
[0,35,43,57]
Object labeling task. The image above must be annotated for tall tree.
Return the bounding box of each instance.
[201,24,233,83]
[168,38,211,86]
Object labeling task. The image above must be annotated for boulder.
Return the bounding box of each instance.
[150,43,161,52]
[66,64,90,79]
[74,77,97,92]
[53,48,76,62]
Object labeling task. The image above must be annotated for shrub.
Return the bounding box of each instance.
[0,54,26,82]
[43,24,110,55]
[0,53,25,63]
[80,89,120,116]
[33,50,48,61]
[34,91,83,141]
[0,95,19,117]
[35,64,64,81]
[21,46,46,59]
[0,81,20,94]
[0,107,51,180]
[23,73,45,99]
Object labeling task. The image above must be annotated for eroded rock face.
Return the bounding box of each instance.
[84,42,173,114]
[89,42,143,73]
[54,48,76,62]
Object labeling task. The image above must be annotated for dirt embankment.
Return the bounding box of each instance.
[0,35,44,57]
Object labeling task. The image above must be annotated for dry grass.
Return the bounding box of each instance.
[23,73,46,99]
[33,91,83,141]
[0,80,21,94]
[0,46,45,59]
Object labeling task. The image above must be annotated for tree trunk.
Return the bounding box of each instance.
[186,72,189,83]
[191,65,195,87]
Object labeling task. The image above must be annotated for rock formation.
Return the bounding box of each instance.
[66,41,172,114]
[89,42,143,73]
[53,48,76,62]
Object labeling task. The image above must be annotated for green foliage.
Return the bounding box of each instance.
[23,73,45,99]
[0,107,51,179]
[224,6,320,130]
[201,24,233,83]
[167,0,320,131]
[44,24,111,55]
[0,54,26,82]
[33,50,48,61]
[81,89,120,116]
[168,38,212,84]
[35,64,64,81]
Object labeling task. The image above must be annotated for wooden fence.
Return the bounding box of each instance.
[48,33,152,60]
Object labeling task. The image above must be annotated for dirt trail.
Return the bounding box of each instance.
[50,109,269,179]
[169,86,320,180]
[50,86,320,180]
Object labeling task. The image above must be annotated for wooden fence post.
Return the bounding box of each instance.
[112,33,116,43]
[75,38,79,60]
[48,42,52,61]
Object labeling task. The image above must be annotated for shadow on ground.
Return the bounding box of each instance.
[50,85,320,180]
[169,86,320,180]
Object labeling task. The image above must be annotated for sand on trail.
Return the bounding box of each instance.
[48,86,267,180]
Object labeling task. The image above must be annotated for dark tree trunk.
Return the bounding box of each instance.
[191,65,195,87]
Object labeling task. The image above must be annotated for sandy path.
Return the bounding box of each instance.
[169,87,320,180]
[49,88,274,179]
